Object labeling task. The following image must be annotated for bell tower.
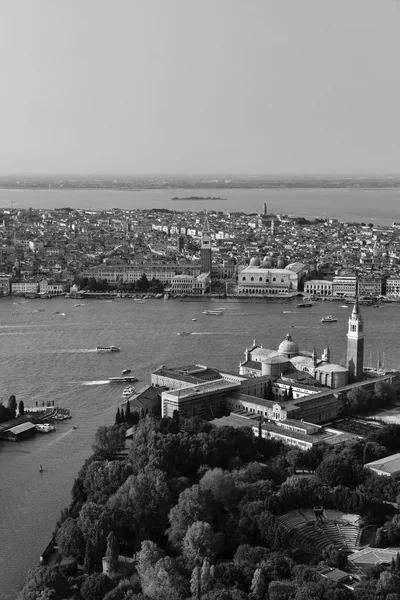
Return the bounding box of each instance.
[201,212,212,274]
[346,297,364,382]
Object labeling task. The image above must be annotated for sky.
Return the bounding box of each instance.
[0,0,399,176]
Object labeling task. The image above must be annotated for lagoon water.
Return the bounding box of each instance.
[0,187,400,224]
[1,295,400,597]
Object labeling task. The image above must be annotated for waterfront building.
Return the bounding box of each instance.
[200,213,212,275]
[0,274,11,296]
[169,272,210,295]
[386,276,400,297]
[346,299,364,382]
[161,379,239,419]
[358,275,386,297]
[11,281,39,295]
[332,274,357,297]
[304,279,333,297]
[237,260,307,296]
[239,334,349,389]
[39,280,65,296]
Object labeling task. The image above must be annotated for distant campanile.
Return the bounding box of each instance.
[201,212,212,274]
[263,203,268,216]
[346,297,364,382]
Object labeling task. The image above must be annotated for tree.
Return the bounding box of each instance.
[18,400,25,415]
[190,566,201,600]
[125,400,131,423]
[115,408,121,425]
[83,538,96,574]
[7,394,17,418]
[120,408,125,423]
[92,425,126,459]
[288,386,293,401]
[346,387,370,413]
[182,521,220,569]
[55,517,85,560]
[105,531,119,576]
[19,566,69,600]
[251,567,266,599]
[201,558,211,595]
[80,573,113,600]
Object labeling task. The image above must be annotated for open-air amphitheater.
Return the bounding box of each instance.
[277,508,364,554]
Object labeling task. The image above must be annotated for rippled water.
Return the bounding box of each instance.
[1,296,400,598]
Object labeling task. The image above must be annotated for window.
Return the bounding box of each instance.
[273,277,276,282]
[250,277,254,281]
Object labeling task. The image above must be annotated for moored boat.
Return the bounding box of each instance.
[122,368,132,375]
[295,302,313,308]
[202,310,223,315]
[122,385,137,398]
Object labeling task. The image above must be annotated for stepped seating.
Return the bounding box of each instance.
[277,510,361,554]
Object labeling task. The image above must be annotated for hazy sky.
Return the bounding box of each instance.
[1,0,399,176]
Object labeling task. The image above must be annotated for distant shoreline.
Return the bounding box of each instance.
[171,196,226,201]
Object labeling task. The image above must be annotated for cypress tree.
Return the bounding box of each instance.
[83,538,96,574]
[125,400,131,423]
[288,386,293,400]
[7,395,17,418]
[105,531,119,576]
[200,558,211,594]
[190,566,201,600]
[266,380,273,400]
[18,400,24,415]
[120,408,125,423]
[283,389,288,402]
[115,408,121,425]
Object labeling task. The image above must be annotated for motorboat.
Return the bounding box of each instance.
[321,315,338,323]
[177,332,191,336]
[96,346,120,352]
[295,303,313,308]
[192,318,197,321]
[202,310,223,315]
[35,423,55,433]
[122,368,132,375]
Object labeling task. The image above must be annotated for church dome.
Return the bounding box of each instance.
[249,257,261,267]
[278,333,299,357]
[261,260,272,268]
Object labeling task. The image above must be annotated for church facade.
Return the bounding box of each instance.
[240,301,365,390]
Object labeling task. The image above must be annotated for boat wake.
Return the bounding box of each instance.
[47,429,74,446]
[190,331,219,335]
[82,380,110,386]
[58,349,98,353]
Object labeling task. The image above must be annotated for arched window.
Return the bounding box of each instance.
[281,278,284,283]
[273,277,276,282]
[266,278,269,282]
[259,277,263,282]
[250,277,254,281]
[242,277,246,281]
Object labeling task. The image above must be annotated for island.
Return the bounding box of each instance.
[171,195,226,201]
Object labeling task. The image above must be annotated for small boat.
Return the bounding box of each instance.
[192,318,197,321]
[177,332,191,336]
[39,465,43,473]
[321,315,338,323]
[96,346,120,352]
[295,303,313,308]
[340,305,349,308]
[35,423,56,433]
[122,385,137,398]
[283,311,293,314]
[74,303,85,307]
[109,376,138,383]
[122,368,132,375]
[202,310,223,315]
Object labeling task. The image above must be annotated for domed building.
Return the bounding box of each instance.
[240,331,349,389]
